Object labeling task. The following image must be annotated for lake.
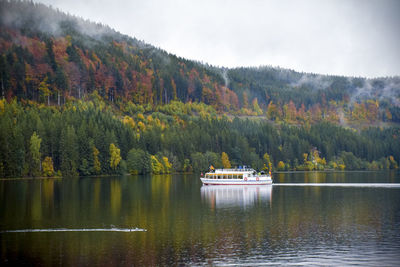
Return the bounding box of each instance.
[1,171,400,266]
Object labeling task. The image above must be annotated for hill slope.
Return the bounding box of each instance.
[1,0,400,124]
[0,1,399,178]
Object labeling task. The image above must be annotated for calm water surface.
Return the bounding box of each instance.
[1,171,400,266]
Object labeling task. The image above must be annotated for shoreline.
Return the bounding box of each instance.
[0,169,398,180]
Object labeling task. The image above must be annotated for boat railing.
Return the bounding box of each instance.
[213,167,255,172]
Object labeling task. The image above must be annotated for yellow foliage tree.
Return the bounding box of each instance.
[137,121,146,131]
[267,101,282,121]
[330,161,338,169]
[30,131,42,176]
[38,77,51,105]
[151,155,163,174]
[93,146,101,173]
[263,152,272,171]
[162,156,172,173]
[303,153,308,163]
[122,115,135,129]
[312,149,319,161]
[252,98,263,115]
[109,143,121,170]
[42,156,54,177]
[389,156,398,169]
[221,152,231,169]
[0,99,5,114]
[277,161,285,171]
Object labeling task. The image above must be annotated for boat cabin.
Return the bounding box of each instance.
[204,167,261,180]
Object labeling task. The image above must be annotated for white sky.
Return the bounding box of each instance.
[36,0,400,78]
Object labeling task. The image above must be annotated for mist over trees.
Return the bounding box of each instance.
[1,0,399,121]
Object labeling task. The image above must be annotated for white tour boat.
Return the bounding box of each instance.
[200,166,272,185]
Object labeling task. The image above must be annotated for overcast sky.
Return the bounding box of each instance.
[36,0,400,78]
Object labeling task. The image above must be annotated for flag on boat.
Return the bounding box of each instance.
[210,165,214,170]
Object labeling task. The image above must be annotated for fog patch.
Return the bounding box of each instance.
[291,74,333,90]
[350,77,400,106]
[221,68,229,88]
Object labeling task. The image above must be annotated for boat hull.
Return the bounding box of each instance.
[200,178,272,185]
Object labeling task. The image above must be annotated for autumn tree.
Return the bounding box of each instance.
[277,161,285,171]
[162,156,172,173]
[150,155,164,174]
[92,145,101,174]
[109,143,122,170]
[263,152,272,172]
[252,98,263,115]
[267,101,282,121]
[38,76,51,105]
[29,131,42,176]
[388,156,398,169]
[221,152,231,169]
[42,156,54,177]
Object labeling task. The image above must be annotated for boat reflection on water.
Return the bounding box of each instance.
[201,185,272,208]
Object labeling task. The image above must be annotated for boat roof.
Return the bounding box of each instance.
[208,168,256,174]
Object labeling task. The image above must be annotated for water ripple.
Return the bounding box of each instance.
[273,183,400,188]
[0,227,147,233]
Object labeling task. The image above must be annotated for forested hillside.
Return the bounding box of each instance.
[0,0,399,177]
[1,98,399,178]
[1,1,400,123]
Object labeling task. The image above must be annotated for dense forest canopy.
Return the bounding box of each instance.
[1,98,399,178]
[0,0,399,177]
